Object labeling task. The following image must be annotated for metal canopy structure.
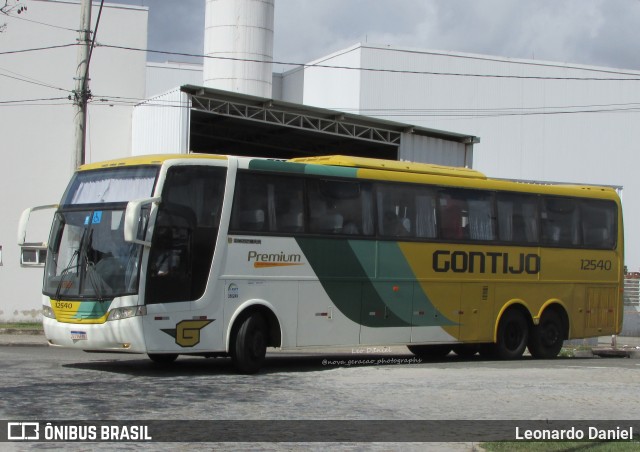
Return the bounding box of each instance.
[181,85,477,160]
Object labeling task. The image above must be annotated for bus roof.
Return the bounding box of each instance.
[76,153,619,201]
[289,155,619,200]
[290,155,486,180]
[78,154,227,171]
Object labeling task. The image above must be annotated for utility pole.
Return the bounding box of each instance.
[73,0,92,170]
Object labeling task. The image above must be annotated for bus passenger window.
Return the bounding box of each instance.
[439,194,465,240]
[581,200,616,249]
[496,193,539,244]
[376,183,437,239]
[307,179,373,236]
[230,172,305,234]
[541,197,580,247]
[438,189,495,242]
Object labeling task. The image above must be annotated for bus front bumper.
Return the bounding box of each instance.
[43,317,147,353]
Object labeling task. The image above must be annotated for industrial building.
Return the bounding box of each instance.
[1,0,639,322]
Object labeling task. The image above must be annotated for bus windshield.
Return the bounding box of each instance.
[44,166,158,300]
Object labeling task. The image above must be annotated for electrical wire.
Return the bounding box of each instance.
[0,96,69,104]
[85,92,640,120]
[96,42,640,82]
[0,67,72,93]
[1,9,78,32]
[0,43,77,55]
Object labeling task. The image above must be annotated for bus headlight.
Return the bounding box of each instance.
[107,306,147,321]
[42,305,56,319]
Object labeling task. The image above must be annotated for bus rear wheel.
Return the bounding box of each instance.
[494,309,529,360]
[232,313,268,374]
[528,310,565,359]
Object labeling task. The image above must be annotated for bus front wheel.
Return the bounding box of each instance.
[528,310,565,359]
[232,313,268,374]
[494,309,529,360]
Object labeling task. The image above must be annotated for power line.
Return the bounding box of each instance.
[86,93,640,119]
[2,41,639,82]
[0,67,72,92]
[0,43,77,55]
[0,97,71,106]
[1,9,78,32]
[96,42,640,82]
[3,90,638,119]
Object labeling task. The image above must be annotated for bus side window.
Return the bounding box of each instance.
[438,193,465,240]
[581,200,616,249]
[377,183,412,237]
[307,179,373,236]
[438,189,495,242]
[376,183,437,239]
[230,172,305,234]
[496,193,539,244]
[467,193,495,241]
[541,197,580,247]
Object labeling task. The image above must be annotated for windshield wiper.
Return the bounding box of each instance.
[54,249,79,301]
[81,228,107,301]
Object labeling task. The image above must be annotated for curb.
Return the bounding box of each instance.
[0,328,44,335]
[591,347,640,359]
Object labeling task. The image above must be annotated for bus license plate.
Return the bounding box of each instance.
[70,331,87,340]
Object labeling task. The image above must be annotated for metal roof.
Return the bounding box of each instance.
[180,85,479,159]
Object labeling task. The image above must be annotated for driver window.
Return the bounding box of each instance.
[146,165,226,304]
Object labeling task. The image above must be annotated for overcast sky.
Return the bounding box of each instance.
[109,0,640,71]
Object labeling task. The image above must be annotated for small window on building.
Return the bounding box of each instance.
[20,246,47,267]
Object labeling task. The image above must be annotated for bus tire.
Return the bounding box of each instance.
[148,353,178,365]
[528,310,565,359]
[232,313,268,374]
[494,309,529,360]
[407,344,451,359]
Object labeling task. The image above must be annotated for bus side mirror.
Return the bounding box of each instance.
[17,204,59,246]
[124,197,160,246]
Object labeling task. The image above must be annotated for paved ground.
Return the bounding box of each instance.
[2,328,639,357]
[2,330,639,451]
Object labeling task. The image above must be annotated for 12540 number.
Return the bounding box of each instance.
[580,259,612,271]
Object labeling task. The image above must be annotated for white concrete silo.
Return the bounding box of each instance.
[204,0,275,98]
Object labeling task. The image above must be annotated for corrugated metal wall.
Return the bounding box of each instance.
[132,89,191,155]
[399,133,469,167]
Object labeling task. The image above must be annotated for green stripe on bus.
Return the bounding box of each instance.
[303,165,358,178]
[73,301,111,319]
[248,159,358,178]
[248,160,307,174]
[296,238,454,327]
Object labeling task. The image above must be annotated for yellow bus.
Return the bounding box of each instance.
[19,154,623,373]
